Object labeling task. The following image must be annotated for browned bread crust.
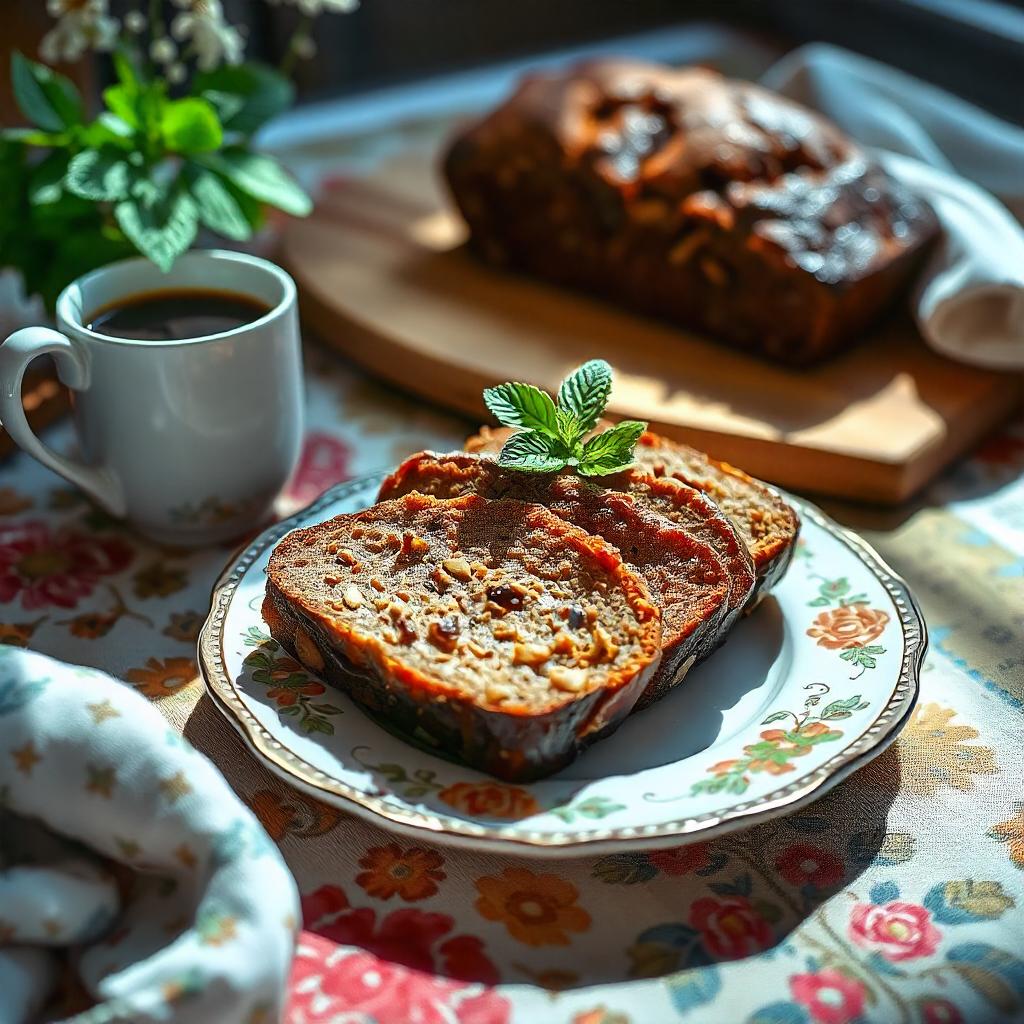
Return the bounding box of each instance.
[444,60,938,365]
[264,493,662,781]
[466,425,800,602]
[378,452,739,707]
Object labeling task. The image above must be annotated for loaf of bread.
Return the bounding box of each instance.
[444,60,938,365]
[264,493,663,781]
[466,425,799,603]
[378,451,743,706]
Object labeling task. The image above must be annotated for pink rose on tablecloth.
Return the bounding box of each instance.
[919,998,965,1024]
[789,968,866,1024]
[0,521,133,610]
[690,895,773,959]
[287,931,510,1024]
[848,900,940,961]
[301,884,500,984]
[286,432,353,506]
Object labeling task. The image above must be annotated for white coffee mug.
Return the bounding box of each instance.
[0,250,303,545]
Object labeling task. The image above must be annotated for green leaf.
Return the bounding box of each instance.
[11,53,83,132]
[77,114,135,149]
[112,50,139,90]
[483,381,559,437]
[193,62,294,135]
[103,85,141,129]
[28,151,70,205]
[577,420,646,476]
[115,181,199,272]
[1,127,64,146]
[558,358,612,434]
[592,853,659,885]
[65,149,133,202]
[185,166,252,240]
[821,695,864,718]
[496,431,567,473]
[761,710,789,725]
[162,98,223,154]
[199,149,311,216]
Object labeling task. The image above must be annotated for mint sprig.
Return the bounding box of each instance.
[483,360,646,476]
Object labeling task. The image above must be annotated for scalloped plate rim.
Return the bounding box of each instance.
[199,472,925,857]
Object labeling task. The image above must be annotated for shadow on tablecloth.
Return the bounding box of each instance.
[184,692,900,991]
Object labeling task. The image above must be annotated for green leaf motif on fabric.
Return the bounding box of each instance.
[925,880,1016,924]
[947,943,1024,1015]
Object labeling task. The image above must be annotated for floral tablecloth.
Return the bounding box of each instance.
[2,342,1022,1024]
[3,118,1024,1020]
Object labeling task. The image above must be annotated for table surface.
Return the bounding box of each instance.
[3,130,1024,1024]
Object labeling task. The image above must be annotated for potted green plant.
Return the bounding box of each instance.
[0,0,356,311]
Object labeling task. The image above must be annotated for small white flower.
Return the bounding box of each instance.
[166,62,187,85]
[40,8,119,64]
[124,10,147,33]
[150,36,178,64]
[170,0,244,71]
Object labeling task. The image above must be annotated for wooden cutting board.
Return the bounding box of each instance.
[282,151,1022,503]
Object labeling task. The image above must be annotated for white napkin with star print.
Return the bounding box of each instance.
[762,43,1024,370]
[0,647,299,1024]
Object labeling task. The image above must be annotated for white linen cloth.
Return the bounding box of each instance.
[762,44,1024,370]
[0,648,299,1024]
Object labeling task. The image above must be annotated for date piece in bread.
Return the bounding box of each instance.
[378,453,738,707]
[444,60,938,365]
[264,493,662,782]
[467,426,799,603]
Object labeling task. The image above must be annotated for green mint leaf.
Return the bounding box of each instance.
[497,431,567,473]
[185,166,252,241]
[193,62,295,136]
[558,358,612,434]
[65,149,133,202]
[483,381,559,437]
[198,149,311,217]
[162,98,223,154]
[11,53,83,132]
[577,420,646,476]
[114,180,198,272]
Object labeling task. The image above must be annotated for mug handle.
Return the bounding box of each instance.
[0,327,125,516]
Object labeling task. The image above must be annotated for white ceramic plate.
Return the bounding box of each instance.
[200,474,924,857]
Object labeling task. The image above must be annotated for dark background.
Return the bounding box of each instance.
[5,0,1024,124]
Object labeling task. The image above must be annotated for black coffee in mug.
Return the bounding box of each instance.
[87,288,270,341]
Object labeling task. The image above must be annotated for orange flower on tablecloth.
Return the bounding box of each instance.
[807,605,889,650]
[356,844,446,902]
[133,561,188,599]
[0,619,44,647]
[64,610,119,639]
[474,867,590,946]
[246,789,341,841]
[988,804,1024,869]
[126,657,197,700]
[163,610,205,643]
[439,782,540,820]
